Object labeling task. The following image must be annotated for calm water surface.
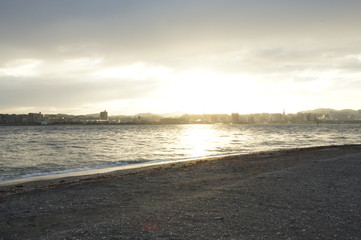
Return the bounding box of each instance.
[0,124,360,181]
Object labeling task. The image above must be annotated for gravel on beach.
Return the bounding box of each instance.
[1,145,361,239]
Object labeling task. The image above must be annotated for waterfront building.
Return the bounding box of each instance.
[100,110,108,121]
[28,112,42,123]
[231,113,240,124]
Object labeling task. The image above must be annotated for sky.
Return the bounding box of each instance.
[0,0,361,115]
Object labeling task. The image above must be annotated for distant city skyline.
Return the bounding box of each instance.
[1,107,360,117]
[2,108,361,125]
[1,0,361,115]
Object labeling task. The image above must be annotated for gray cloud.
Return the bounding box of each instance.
[1,0,360,59]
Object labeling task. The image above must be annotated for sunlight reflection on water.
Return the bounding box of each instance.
[180,124,222,157]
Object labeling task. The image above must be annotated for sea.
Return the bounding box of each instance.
[0,124,360,181]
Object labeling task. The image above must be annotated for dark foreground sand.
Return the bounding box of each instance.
[1,145,361,240]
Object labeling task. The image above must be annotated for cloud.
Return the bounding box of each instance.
[92,62,172,80]
[0,61,171,111]
[0,75,163,110]
[0,59,43,77]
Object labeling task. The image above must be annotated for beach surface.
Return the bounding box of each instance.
[1,145,361,239]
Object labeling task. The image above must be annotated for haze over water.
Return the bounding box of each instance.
[1,124,360,181]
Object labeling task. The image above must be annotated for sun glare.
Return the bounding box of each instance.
[159,71,269,114]
[90,69,290,115]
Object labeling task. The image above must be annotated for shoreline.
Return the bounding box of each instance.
[1,144,361,239]
[1,144,360,191]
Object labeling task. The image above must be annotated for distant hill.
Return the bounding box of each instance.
[301,108,360,114]
[84,113,100,118]
[300,108,335,114]
[134,112,185,118]
[158,111,185,118]
[135,113,162,118]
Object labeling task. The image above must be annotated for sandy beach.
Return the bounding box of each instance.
[1,145,361,239]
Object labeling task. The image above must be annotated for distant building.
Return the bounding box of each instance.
[231,113,240,124]
[160,117,188,124]
[16,114,28,124]
[239,114,250,123]
[270,113,284,122]
[28,112,42,123]
[252,113,269,123]
[297,113,316,122]
[0,114,16,124]
[100,110,108,121]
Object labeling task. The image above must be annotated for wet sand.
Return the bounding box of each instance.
[1,145,361,239]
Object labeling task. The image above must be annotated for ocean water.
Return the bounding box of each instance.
[0,124,360,181]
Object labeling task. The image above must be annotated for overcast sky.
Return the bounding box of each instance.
[1,0,360,115]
